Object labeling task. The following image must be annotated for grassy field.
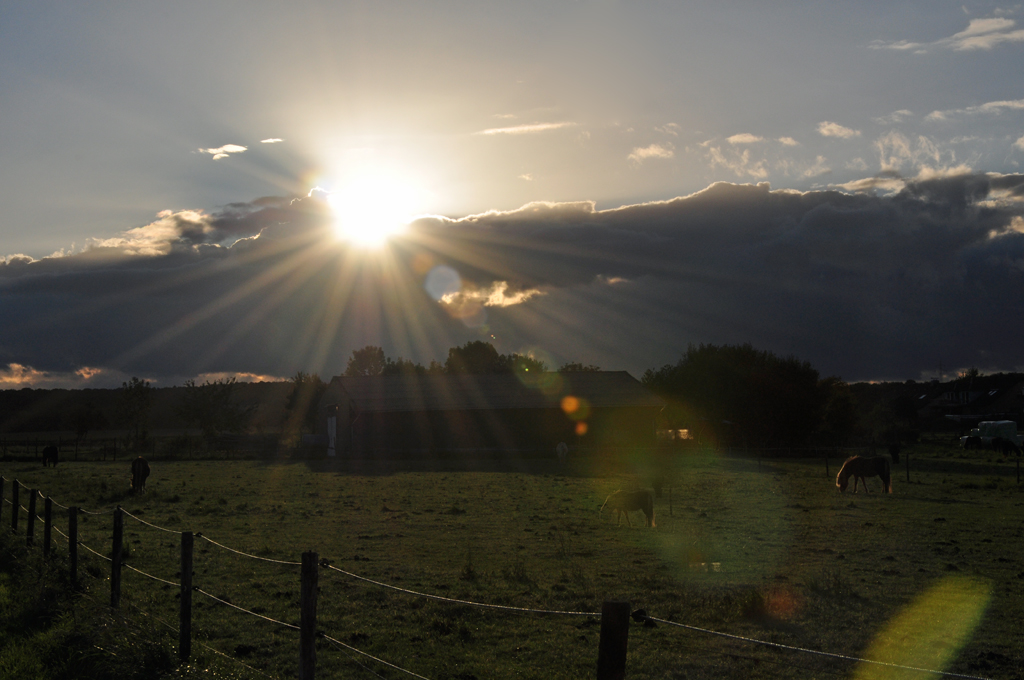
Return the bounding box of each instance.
[2,442,1022,679]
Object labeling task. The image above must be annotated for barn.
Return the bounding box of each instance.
[319,371,662,457]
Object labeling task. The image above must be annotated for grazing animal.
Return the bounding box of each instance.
[600,490,656,527]
[42,445,59,467]
[130,456,150,494]
[836,456,892,493]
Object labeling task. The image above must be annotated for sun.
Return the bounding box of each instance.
[325,166,427,247]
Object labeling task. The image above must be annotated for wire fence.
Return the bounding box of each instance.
[0,473,998,680]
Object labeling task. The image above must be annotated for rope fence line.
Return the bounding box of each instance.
[50,498,70,510]
[194,587,300,631]
[0,476,1001,680]
[122,509,182,534]
[198,534,302,566]
[323,562,599,617]
[645,616,993,680]
[123,562,180,588]
[78,540,112,563]
[320,632,432,680]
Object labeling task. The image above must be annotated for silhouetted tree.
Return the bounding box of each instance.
[818,377,857,446]
[344,346,388,376]
[284,372,328,434]
[177,378,253,447]
[643,343,823,447]
[117,377,153,451]
[558,362,601,372]
[445,341,505,374]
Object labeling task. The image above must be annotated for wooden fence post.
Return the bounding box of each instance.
[299,551,319,680]
[596,600,630,680]
[11,481,18,533]
[43,497,52,558]
[0,476,5,526]
[111,507,123,608]
[26,489,37,546]
[69,508,79,587]
[180,531,193,662]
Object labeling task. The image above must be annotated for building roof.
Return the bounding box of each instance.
[324,371,662,413]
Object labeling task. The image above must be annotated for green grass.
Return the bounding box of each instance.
[2,443,1023,679]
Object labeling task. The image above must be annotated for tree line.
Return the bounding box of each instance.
[642,343,858,448]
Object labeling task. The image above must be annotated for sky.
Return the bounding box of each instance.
[2,1,1024,388]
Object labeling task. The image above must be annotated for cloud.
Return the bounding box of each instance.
[818,122,861,139]
[260,138,284,144]
[519,173,534,181]
[834,174,907,194]
[656,123,681,136]
[705,146,768,178]
[847,157,869,171]
[927,98,1024,121]
[200,144,248,160]
[778,137,800,146]
[727,133,764,145]
[3,176,1024,385]
[872,110,914,125]
[0,363,120,388]
[475,122,576,135]
[874,131,949,173]
[1015,135,1024,151]
[628,143,675,163]
[871,16,1024,52]
[803,155,831,178]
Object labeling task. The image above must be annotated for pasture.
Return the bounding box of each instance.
[2,444,1022,679]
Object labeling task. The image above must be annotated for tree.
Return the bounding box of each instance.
[818,377,857,446]
[117,377,153,450]
[345,346,388,376]
[284,372,327,434]
[558,362,601,372]
[445,341,505,374]
[643,343,824,447]
[177,378,253,447]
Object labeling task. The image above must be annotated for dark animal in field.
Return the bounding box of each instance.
[836,456,891,493]
[130,456,150,494]
[42,445,59,467]
[601,490,655,527]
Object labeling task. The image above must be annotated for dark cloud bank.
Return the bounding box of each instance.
[2,174,1023,387]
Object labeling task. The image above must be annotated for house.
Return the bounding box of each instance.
[319,371,663,457]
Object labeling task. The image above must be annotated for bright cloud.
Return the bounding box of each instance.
[475,122,576,135]
[834,175,907,194]
[727,133,764,144]
[803,155,831,178]
[1015,135,1024,151]
[872,110,914,125]
[260,138,284,144]
[871,16,1024,52]
[778,137,800,146]
[656,123,681,136]
[0,363,111,388]
[199,144,247,160]
[88,209,214,256]
[875,131,943,172]
[628,143,675,163]
[705,146,768,178]
[927,98,1024,121]
[818,122,861,139]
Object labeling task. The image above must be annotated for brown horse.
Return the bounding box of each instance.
[130,456,150,494]
[600,490,656,527]
[836,456,891,493]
